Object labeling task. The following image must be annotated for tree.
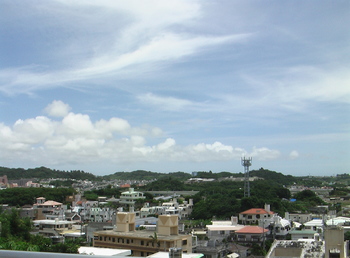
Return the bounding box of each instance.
[149,232,160,248]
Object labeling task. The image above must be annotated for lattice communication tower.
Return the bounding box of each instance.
[241,157,252,197]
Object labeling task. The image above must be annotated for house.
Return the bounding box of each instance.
[239,204,274,225]
[235,226,269,244]
[194,218,246,258]
[206,216,244,241]
[303,219,324,231]
[284,211,313,224]
[93,213,193,257]
[33,218,84,244]
[33,197,64,218]
[287,216,324,241]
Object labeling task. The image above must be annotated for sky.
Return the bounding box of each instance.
[0,1,349,177]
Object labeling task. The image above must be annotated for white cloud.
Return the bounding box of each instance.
[249,146,281,160]
[137,93,194,111]
[289,150,299,160]
[45,100,71,117]
[0,101,284,167]
[0,1,250,95]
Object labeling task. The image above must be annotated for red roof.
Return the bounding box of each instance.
[236,226,269,234]
[239,208,274,215]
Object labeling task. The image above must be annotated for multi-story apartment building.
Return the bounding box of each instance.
[93,213,193,257]
[120,188,146,212]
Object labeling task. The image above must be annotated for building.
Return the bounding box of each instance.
[266,225,349,258]
[304,219,324,231]
[238,204,274,225]
[206,217,244,241]
[94,213,193,257]
[258,214,291,239]
[235,226,269,244]
[120,188,146,212]
[288,229,321,241]
[33,218,84,244]
[266,238,325,257]
[324,225,348,258]
[284,211,313,224]
[33,197,64,218]
[140,199,194,219]
[0,175,8,187]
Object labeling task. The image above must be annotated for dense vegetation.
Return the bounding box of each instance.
[0,208,84,253]
[83,185,122,201]
[139,169,331,220]
[0,187,75,206]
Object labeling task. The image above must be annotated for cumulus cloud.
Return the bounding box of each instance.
[0,101,283,168]
[44,100,71,117]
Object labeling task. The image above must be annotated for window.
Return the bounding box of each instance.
[141,240,144,245]
[182,240,187,245]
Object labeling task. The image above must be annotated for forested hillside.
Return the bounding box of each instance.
[0,166,97,181]
[101,170,192,181]
[139,169,327,220]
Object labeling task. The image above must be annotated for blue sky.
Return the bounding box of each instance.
[0,1,349,176]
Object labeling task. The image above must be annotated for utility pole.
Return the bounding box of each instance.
[241,157,252,197]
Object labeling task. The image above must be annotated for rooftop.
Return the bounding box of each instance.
[94,230,190,241]
[239,208,274,215]
[235,226,268,234]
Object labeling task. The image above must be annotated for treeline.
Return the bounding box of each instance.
[0,166,98,181]
[102,170,192,181]
[0,187,75,206]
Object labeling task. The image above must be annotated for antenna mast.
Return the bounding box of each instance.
[241,157,252,197]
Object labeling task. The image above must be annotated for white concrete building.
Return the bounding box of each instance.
[120,188,145,212]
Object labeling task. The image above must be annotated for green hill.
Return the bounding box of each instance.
[102,170,192,181]
[0,166,98,181]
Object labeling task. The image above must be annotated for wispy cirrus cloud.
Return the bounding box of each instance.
[0,0,251,95]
